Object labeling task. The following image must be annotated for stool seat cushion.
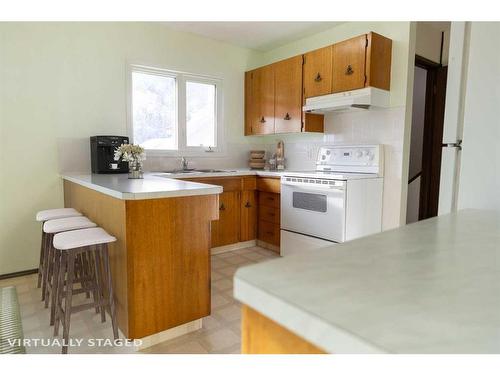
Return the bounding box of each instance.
[53,227,116,250]
[36,208,82,222]
[43,216,97,234]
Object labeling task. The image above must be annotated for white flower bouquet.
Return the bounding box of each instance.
[114,143,146,178]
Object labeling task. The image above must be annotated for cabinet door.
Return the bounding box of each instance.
[303,46,332,98]
[211,191,241,247]
[332,35,367,93]
[240,190,257,242]
[247,65,275,135]
[274,56,303,134]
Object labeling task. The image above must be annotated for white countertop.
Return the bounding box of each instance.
[62,173,224,200]
[234,209,500,354]
[62,170,284,200]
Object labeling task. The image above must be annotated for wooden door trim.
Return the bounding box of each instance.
[415,55,448,220]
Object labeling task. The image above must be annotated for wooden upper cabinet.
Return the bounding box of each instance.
[365,32,392,91]
[332,34,367,93]
[303,46,332,98]
[332,32,392,93]
[246,65,275,135]
[274,56,303,134]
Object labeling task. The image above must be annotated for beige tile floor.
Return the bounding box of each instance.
[0,246,278,354]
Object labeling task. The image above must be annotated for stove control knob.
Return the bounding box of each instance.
[355,150,362,158]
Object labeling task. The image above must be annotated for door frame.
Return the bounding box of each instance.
[414,55,448,220]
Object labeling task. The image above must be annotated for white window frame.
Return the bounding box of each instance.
[127,64,225,157]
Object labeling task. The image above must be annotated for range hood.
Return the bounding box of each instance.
[303,87,390,114]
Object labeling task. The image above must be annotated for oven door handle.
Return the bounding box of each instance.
[281,181,345,192]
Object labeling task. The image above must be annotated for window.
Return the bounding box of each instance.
[129,65,222,154]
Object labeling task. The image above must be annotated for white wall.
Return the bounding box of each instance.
[457,22,500,210]
[415,22,451,65]
[0,22,261,274]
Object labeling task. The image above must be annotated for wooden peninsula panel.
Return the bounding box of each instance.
[241,305,325,354]
[63,180,219,339]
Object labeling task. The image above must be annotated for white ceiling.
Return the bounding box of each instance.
[164,22,342,51]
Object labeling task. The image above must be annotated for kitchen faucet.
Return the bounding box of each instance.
[180,156,189,171]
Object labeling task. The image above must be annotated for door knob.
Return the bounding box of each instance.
[314,73,322,82]
[245,201,252,208]
[259,116,266,123]
[284,113,291,120]
[345,65,354,75]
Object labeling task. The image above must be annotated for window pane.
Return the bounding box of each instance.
[132,71,176,150]
[186,81,216,147]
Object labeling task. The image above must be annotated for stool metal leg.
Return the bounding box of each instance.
[44,234,54,308]
[54,252,67,337]
[93,246,106,323]
[62,251,76,354]
[41,232,51,301]
[102,244,118,339]
[50,250,61,326]
[37,228,45,288]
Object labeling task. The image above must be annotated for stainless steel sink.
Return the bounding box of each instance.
[156,169,235,175]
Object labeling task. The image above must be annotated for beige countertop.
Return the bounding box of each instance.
[234,209,500,354]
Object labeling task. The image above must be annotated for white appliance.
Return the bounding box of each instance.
[280,145,384,256]
[302,87,390,114]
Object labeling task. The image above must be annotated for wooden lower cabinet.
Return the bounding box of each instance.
[185,176,280,250]
[241,305,325,354]
[257,177,281,250]
[240,190,257,242]
[211,191,241,247]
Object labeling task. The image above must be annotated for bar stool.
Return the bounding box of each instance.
[36,208,82,290]
[42,216,97,325]
[52,227,118,354]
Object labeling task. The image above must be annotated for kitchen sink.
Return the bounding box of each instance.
[156,169,235,175]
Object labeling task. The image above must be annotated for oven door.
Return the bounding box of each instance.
[281,179,346,242]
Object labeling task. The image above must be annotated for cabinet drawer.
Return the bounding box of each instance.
[256,177,281,193]
[259,205,280,224]
[258,220,280,246]
[259,192,280,209]
[185,177,242,192]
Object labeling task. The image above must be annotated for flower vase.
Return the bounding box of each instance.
[128,161,143,179]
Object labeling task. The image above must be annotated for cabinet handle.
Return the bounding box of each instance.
[245,201,252,208]
[284,113,291,120]
[260,116,266,123]
[314,73,322,82]
[219,203,225,211]
[345,65,354,75]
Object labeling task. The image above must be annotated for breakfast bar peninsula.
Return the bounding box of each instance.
[62,173,222,342]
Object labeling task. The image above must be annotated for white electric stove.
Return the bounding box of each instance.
[280,145,384,256]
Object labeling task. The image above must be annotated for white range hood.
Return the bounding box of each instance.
[303,87,390,114]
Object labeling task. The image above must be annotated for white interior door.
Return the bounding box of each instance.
[438,22,468,215]
[439,22,500,213]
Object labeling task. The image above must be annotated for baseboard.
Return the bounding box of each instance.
[211,240,257,255]
[0,268,38,280]
[256,240,280,254]
[134,319,203,351]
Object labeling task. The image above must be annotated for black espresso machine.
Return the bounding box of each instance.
[90,135,129,173]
